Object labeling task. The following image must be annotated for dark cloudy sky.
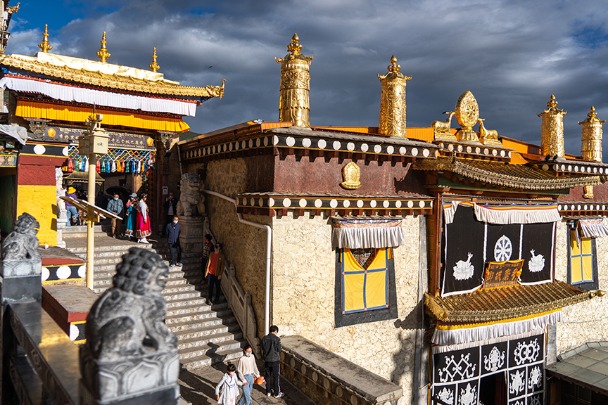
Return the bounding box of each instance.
[6,0,608,156]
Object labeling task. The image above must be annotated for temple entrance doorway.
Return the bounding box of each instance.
[479,372,507,405]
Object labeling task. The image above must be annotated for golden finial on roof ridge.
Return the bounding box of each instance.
[38,24,52,53]
[378,55,411,81]
[97,32,111,63]
[149,47,160,72]
[287,33,302,56]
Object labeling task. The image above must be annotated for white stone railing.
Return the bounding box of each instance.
[221,263,261,356]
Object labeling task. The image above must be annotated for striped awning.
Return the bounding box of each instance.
[331,217,404,250]
[578,218,608,238]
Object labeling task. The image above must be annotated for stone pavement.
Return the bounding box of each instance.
[178,363,316,405]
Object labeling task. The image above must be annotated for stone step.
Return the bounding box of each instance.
[168,314,237,333]
[167,301,228,317]
[173,320,241,341]
[179,339,244,361]
[165,307,233,325]
[163,291,202,302]
[177,331,243,351]
[166,297,209,309]
[180,347,245,370]
[162,285,198,295]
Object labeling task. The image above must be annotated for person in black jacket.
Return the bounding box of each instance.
[261,325,284,398]
[166,215,182,267]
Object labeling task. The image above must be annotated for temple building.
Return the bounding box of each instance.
[178,35,608,404]
[0,16,223,245]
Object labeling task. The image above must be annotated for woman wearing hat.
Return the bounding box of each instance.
[65,186,79,226]
[123,193,138,240]
[136,193,152,243]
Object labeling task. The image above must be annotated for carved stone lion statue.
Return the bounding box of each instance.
[177,172,204,217]
[85,247,177,361]
[1,212,41,261]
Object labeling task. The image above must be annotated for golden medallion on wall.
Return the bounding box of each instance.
[47,127,56,138]
[341,162,361,189]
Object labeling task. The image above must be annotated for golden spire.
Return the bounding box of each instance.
[378,55,411,137]
[97,32,111,63]
[149,47,160,72]
[538,94,566,158]
[579,106,605,163]
[38,24,52,53]
[275,33,313,128]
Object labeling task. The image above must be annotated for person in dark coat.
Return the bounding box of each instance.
[166,215,182,267]
[262,325,284,398]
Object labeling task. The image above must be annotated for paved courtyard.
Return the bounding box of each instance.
[179,363,315,405]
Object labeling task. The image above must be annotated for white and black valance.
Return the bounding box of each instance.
[474,203,561,224]
[578,218,608,238]
[331,218,403,250]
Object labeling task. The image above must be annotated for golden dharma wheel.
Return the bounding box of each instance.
[455,91,479,130]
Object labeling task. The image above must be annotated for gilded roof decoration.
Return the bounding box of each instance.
[424,280,595,323]
[149,48,160,72]
[414,157,602,191]
[38,24,52,53]
[97,32,111,63]
[455,91,480,142]
[0,53,224,98]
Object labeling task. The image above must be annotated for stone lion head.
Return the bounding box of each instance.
[113,248,168,295]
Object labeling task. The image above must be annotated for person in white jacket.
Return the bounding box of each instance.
[215,363,243,405]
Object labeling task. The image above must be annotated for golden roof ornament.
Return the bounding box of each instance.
[579,106,605,163]
[538,94,566,159]
[378,55,411,138]
[455,91,480,142]
[149,47,160,72]
[97,32,111,63]
[38,24,52,53]
[275,33,313,128]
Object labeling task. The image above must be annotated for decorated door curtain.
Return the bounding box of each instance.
[442,202,557,297]
[432,331,545,405]
[64,146,154,175]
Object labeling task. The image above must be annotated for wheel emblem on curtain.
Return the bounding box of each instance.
[494,235,513,261]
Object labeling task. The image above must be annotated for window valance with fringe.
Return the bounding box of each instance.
[578,218,608,238]
[331,218,403,250]
[443,201,560,225]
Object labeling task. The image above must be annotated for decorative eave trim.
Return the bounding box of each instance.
[435,140,512,161]
[0,54,224,98]
[415,157,603,191]
[531,159,608,175]
[236,193,433,217]
[559,202,608,216]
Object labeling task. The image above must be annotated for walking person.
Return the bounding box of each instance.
[123,193,137,240]
[163,192,178,236]
[236,344,261,405]
[136,193,152,243]
[202,233,214,272]
[106,192,124,238]
[204,243,225,305]
[215,363,243,405]
[65,186,79,226]
[262,325,284,398]
[166,215,182,267]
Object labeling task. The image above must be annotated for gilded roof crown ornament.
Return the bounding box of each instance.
[275,33,313,128]
[378,55,411,137]
[149,47,160,72]
[579,106,605,163]
[97,32,111,63]
[38,24,52,53]
[538,94,566,159]
[454,91,480,142]
[7,2,20,14]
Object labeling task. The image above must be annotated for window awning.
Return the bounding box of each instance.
[0,123,28,145]
[331,218,403,249]
[578,218,608,238]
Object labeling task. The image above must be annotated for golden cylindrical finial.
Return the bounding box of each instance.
[538,94,566,158]
[275,33,313,128]
[38,24,52,53]
[97,32,111,63]
[579,106,605,163]
[149,47,160,72]
[378,55,411,137]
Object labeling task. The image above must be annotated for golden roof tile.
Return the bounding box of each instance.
[0,53,224,99]
[424,280,596,323]
[414,157,602,191]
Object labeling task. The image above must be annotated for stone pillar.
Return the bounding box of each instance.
[178,216,204,255]
[378,55,411,138]
[538,94,567,159]
[79,247,179,405]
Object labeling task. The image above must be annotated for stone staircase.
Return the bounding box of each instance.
[62,226,246,369]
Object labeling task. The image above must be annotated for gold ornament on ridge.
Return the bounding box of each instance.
[275,33,313,128]
[538,94,566,158]
[579,106,604,163]
[340,162,361,189]
[38,24,52,53]
[149,47,160,72]
[455,91,480,142]
[378,55,411,138]
[97,32,111,63]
